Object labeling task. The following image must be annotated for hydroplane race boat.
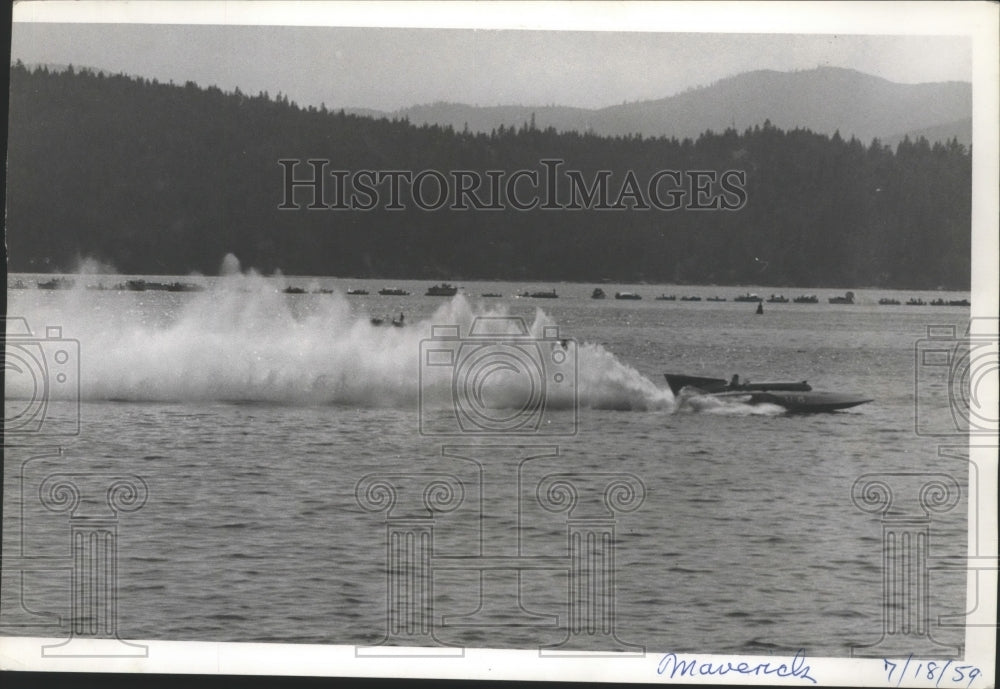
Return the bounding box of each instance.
[664,373,872,413]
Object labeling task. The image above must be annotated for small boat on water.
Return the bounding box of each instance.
[481,292,503,298]
[426,283,458,296]
[615,291,642,300]
[592,288,607,299]
[655,294,676,301]
[906,298,925,306]
[829,291,855,304]
[347,288,369,296]
[930,298,971,307]
[118,279,149,291]
[283,286,306,294]
[793,294,818,303]
[734,293,763,303]
[372,313,406,327]
[379,287,411,296]
[664,373,872,413]
[680,295,702,302]
[37,277,75,290]
[706,296,726,302]
[89,278,204,292]
[523,289,558,298]
[166,281,205,292]
[313,287,334,294]
[766,294,789,303]
[878,298,901,305]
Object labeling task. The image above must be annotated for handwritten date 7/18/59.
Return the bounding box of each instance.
[883,655,982,688]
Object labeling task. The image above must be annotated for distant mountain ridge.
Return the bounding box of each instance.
[884,118,972,149]
[349,67,971,146]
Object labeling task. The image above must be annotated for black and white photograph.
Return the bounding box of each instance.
[2,1,997,685]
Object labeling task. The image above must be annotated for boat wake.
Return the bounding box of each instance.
[6,260,672,413]
[672,388,786,416]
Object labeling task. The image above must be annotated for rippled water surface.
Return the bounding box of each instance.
[3,275,972,655]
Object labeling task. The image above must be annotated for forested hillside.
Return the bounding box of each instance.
[6,63,971,288]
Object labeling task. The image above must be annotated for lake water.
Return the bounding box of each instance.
[2,272,973,657]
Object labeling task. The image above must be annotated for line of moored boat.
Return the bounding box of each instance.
[8,278,971,306]
[593,288,968,306]
[18,277,208,292]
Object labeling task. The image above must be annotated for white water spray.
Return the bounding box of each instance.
[7,260,674,412]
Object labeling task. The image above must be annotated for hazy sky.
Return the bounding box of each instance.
[11,17,973,111]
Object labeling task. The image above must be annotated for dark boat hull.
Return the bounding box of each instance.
[745,390,872,412]
[664,373,871,413]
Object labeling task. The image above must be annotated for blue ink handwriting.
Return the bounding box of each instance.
[657,648,817,684]
[883,655,982,688]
